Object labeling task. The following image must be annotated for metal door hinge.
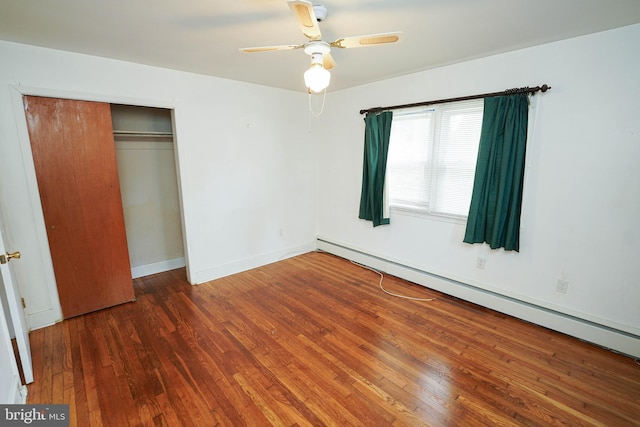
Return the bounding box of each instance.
[21,298,26,309]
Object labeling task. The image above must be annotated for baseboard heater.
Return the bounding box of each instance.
[316,238,639,358]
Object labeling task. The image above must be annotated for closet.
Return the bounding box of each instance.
[111,104,185,278]
[23,97,184,319]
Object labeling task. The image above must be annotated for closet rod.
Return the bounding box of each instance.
[113,130,173,137]
[359,84,551,115]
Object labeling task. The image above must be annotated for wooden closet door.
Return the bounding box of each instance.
[24,96,135,318]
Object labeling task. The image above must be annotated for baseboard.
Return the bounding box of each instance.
[190,242,316,285]
[316,238,640,358]
[27,310,59,332]
[131,257,186,279]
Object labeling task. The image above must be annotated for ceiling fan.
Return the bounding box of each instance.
[239,0,402,93]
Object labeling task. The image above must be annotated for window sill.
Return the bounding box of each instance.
[390,205,467,225]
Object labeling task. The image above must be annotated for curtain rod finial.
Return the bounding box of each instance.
[360,107,383,115]
[541,84,550,92]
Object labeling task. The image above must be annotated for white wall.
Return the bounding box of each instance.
[115,138,186,275]
[0,40,318,329]
[316,25,640,355]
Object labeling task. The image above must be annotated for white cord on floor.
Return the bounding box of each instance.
[350,260,436,302]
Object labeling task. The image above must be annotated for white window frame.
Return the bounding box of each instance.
[386,99,484,222]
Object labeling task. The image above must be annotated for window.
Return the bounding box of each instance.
[386,99,483,219]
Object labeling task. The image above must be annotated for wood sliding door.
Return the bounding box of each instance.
[24,96,135,318]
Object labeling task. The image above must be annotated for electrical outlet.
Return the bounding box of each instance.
[476,257,486,269]
[556,279,569,294]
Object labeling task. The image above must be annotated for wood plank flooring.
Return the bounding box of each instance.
[26,251,640,426]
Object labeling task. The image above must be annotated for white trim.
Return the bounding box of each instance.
[9,86,63,329]
[10,84,177,110]
[131,257,186,279]
[191,242,316,284]
[8,377,27,404]
[316,237,640,358]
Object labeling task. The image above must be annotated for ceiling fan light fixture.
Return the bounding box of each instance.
[240,2,402,94]
[313,5,328,21]
[304,62,330,93]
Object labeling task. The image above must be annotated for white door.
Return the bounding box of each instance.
[0,283,25,403]
[0,221,33,383]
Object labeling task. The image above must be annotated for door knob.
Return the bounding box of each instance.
[0,251,21,264]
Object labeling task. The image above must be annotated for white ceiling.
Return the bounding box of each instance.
[1,0,640,93]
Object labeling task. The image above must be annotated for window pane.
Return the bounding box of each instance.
[432,100,483,217]
[387,100,483,219]
[387,111,433,209]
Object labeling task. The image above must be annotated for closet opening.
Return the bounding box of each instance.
[110,104,185,278]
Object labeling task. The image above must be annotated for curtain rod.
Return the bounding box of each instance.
[359,84,551,115]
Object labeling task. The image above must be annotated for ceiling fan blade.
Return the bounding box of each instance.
[239,44,303,53]
[288,0,322,40]
[331,32,402,49]
[323,53,335,70]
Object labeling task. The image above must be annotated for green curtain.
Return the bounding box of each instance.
[359,111,393,227]
[464,95,529,251]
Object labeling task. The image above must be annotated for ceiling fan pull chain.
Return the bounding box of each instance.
[308,88,327,117]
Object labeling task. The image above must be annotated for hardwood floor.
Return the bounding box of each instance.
[26,251,639,426]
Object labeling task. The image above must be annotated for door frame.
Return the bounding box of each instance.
[8,84,191,328]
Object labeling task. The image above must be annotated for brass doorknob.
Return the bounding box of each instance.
[0,251,21,264]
